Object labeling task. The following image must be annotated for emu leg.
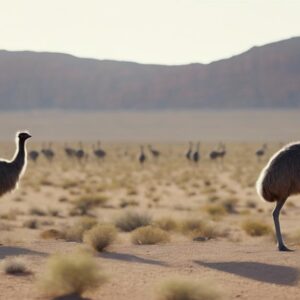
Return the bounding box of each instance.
[273,199,292,251]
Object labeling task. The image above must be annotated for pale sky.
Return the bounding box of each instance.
[0,0,299,65]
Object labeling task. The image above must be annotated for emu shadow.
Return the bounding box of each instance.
[100,252,168,266]
[53,294,90,300]
[0,246,46,259]
[195,261,299,286]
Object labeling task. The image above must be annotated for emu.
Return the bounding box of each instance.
[148,145,160,159]
[186,142,193,161]
[76,142,85,161]
[64,143,76,158]
[256,144,267,161]
[209,144,221,161]
[218,143,226,161]
[42,143,55,162]
[29,150,39,162]
[139,146,146,165]
[93,141,106,160]
[256,142,300,251]
[193,142,200,163]
[0,132,31,197]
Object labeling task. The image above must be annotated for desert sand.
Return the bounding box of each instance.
[0,141,299,299]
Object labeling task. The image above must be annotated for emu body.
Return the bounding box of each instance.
[0,132,31,197]
[256,142,300,251]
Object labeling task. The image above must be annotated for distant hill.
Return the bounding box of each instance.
[0,37,299,110]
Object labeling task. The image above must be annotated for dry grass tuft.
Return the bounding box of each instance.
[29,207,47,216]
[131,226,170,245]
[72,194,109,215]
[158,278,222,300]
[242,219,272,237]
[64,217,97,242]
[204,204,226,217]
[23,219,39,229]
[155,217,179,232]
[1,257,29,275]
[83,224,117,252]
[40,251,106,297]
[180,219,226,239]
[115,211,152,232]
[40,229,64,240]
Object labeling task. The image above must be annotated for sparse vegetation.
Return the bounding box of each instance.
[115,211,152,232]
[158,278,221,300]
[64,217,97,242]
[23,218,39,229]
[131,226,170,245]
[155,217,179,232]
[1,257,29,275]
[242,219,272,236]
[84,224,117,252]
[72,194,109,215]
[40,229,64,239]
[180,218,226,239]
[40,251,107,297]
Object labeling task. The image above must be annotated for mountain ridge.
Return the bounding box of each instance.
[0,36,299,110]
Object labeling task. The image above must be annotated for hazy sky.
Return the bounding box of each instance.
[0,0,299,65]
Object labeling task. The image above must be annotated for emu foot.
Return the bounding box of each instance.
[278,244,293,252]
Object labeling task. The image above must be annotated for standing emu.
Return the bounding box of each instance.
[29,150,39,162]
[139,146,146,165]
[186,142,193,161]
[148,145,160,159]
[0,132,31,197]
[256,144,267,161]
[256,142,300,251]
[193,142,200,163]
[93,141,106,160]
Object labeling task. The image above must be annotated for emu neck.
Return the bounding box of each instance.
[13,139,26,169]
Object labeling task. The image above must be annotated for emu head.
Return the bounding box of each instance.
[18,132,32,141]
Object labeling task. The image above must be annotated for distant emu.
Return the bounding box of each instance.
[256,144,267,161]
[29,150,39,162]
[0,132,31,197]
[64,143,76,158]
[93,141,106,160]
[139,146,146,165]
[148,145,160,159]
[256,142,300,251]
[76,142,85,162]
[193,142,200,163]
[42,142,55,162]
[186,142,193,161]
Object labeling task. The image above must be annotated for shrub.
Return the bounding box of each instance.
[119,199,139,208]
[155,217,179,232]
[1,257,29,275]
[73,194,109,215]
[158,278,221,300]
[115,211,152,232]
[222,198,238,213]
[242,219,272,236]
[131,226,170,245]
[40,229,64,240]
[41,251,106,297]
[64,217,97,242]
[23,219,39,229]
[205,204,226,217]
[180,219,225,239]
[84,224,117,252]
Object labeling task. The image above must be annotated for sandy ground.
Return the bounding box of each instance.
[0,240,300,300]
[0,141,299,299]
